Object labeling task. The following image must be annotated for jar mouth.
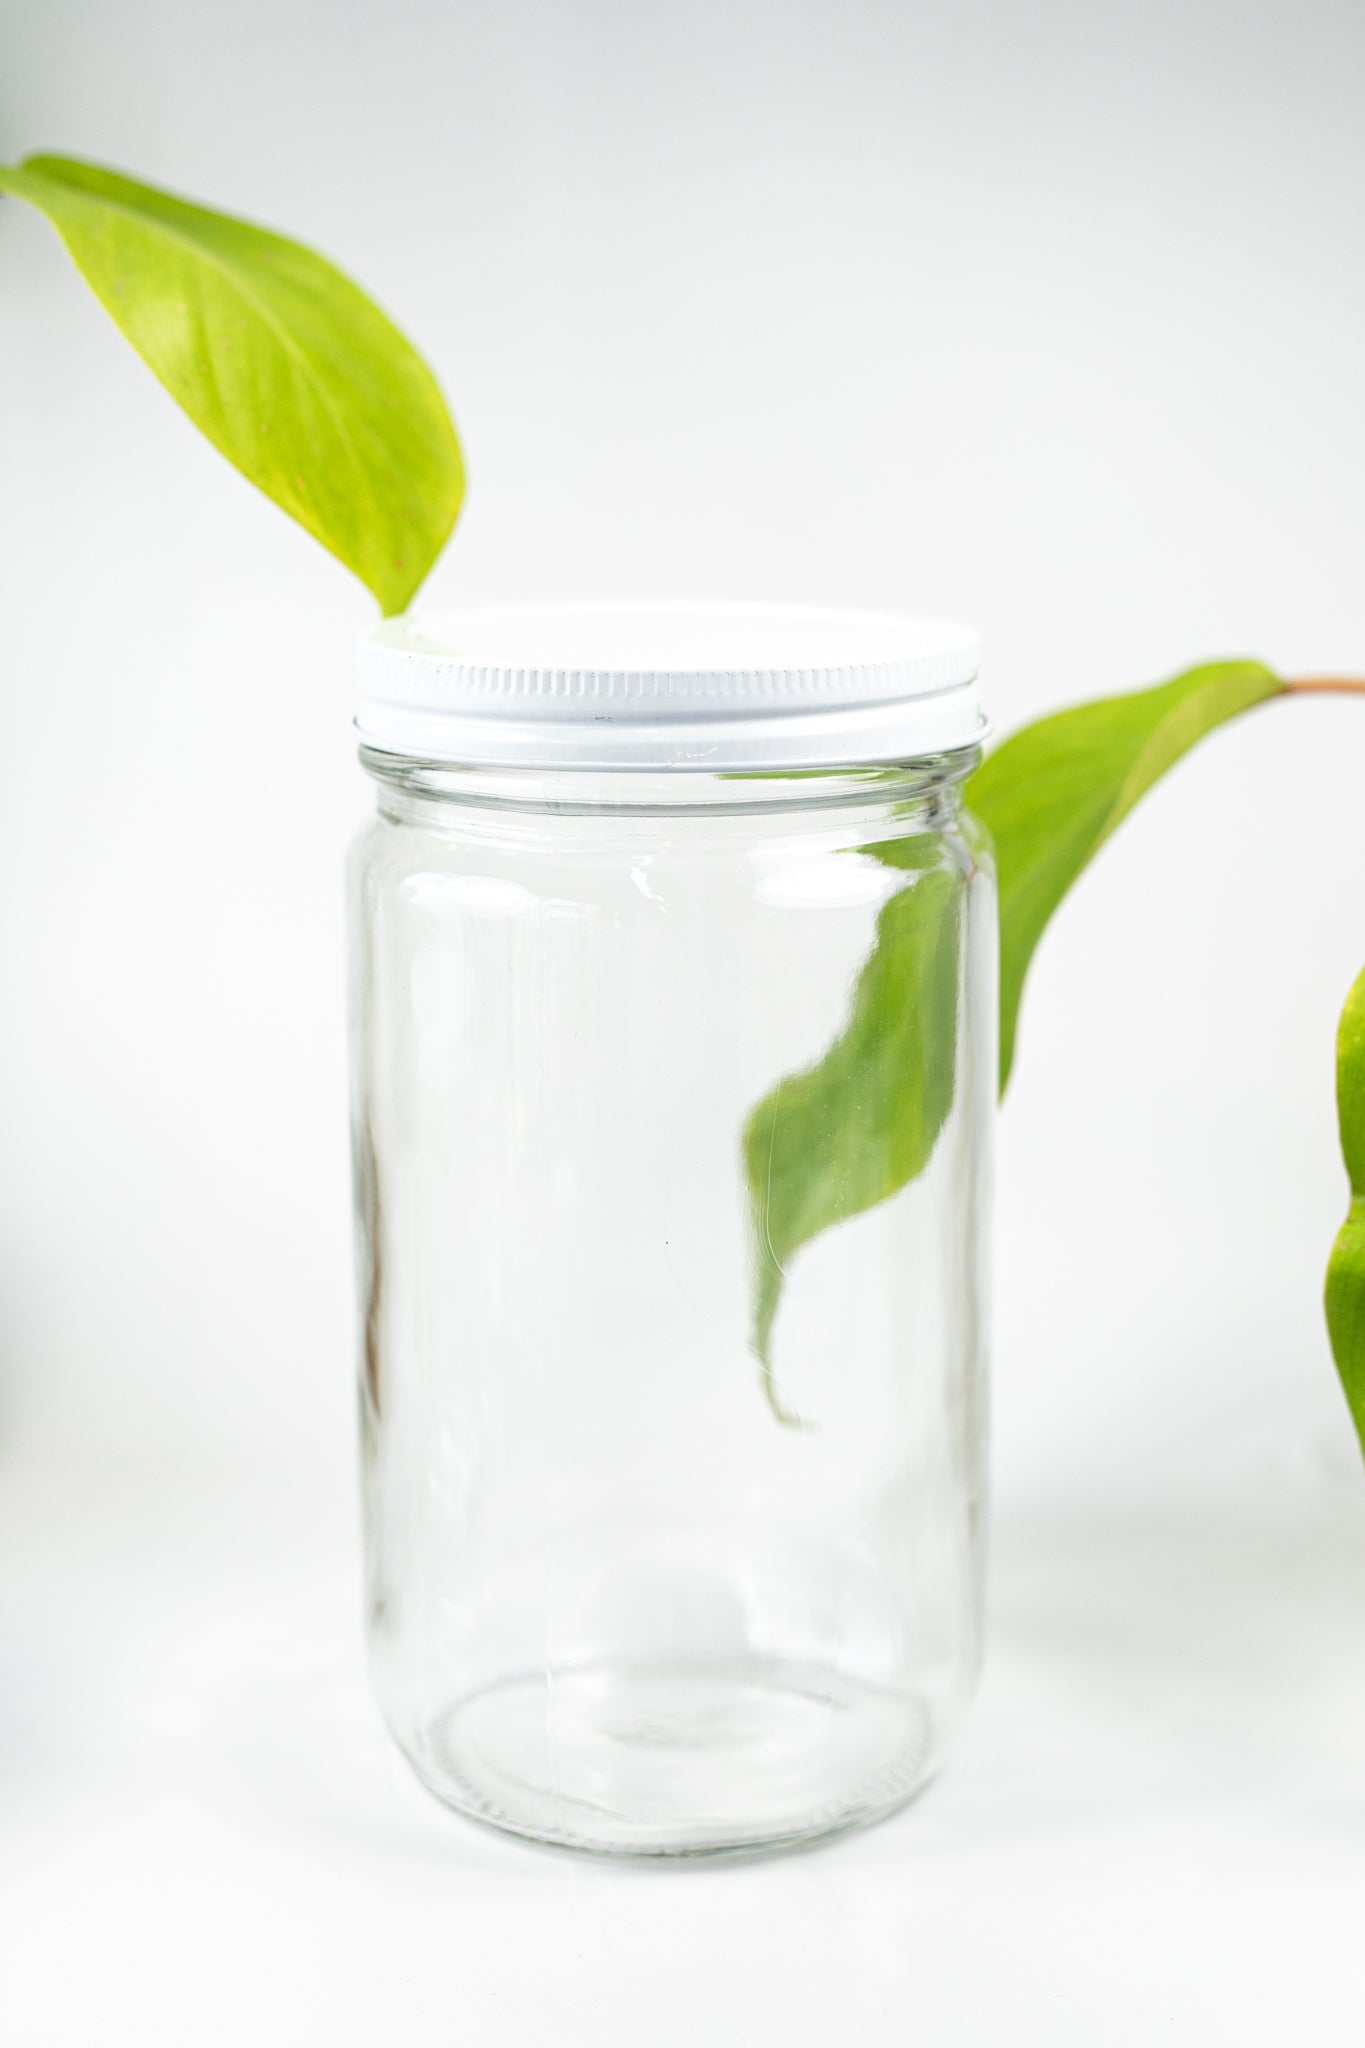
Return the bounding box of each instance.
[358,748,984,818]
[356,600,986,771]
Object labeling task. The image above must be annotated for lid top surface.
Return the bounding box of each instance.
[376,600,979,681]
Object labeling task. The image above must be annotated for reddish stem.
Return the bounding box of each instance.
[1284,677,1365,696]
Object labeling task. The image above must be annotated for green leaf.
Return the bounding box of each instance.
[0,153,463,612]
[966,659,1285,1091]
[1325,964,1365,1460]
[739,660,1286,1405]
[743,848,962,1419]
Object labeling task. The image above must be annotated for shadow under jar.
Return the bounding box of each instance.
[348,602,995,1857]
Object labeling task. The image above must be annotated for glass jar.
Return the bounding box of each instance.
[348,603,995,1856]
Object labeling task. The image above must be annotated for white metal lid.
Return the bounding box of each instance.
[355,600,985,770]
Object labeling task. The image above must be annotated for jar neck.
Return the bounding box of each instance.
[358,747,981,825]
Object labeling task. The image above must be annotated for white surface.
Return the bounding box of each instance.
[4,0,1365,2039]
[5,1428,1365,2045]
[357,601,985,766]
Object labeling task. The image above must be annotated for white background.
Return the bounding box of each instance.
[4,2,1365,2040]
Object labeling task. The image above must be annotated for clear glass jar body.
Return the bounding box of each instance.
[348,755,995,1856]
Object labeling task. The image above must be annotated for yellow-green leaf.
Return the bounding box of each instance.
[0,154,463,612]
[966,659,1285,1090]
[743,846,962,1418]
[1325,965,1365,1459]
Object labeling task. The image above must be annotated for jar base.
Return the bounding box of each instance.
[400,1657,939,1857]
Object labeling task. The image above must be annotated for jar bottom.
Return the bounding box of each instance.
[400,1657,939,1857]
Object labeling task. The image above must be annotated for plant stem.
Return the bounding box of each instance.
[1285,677,1365,696]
